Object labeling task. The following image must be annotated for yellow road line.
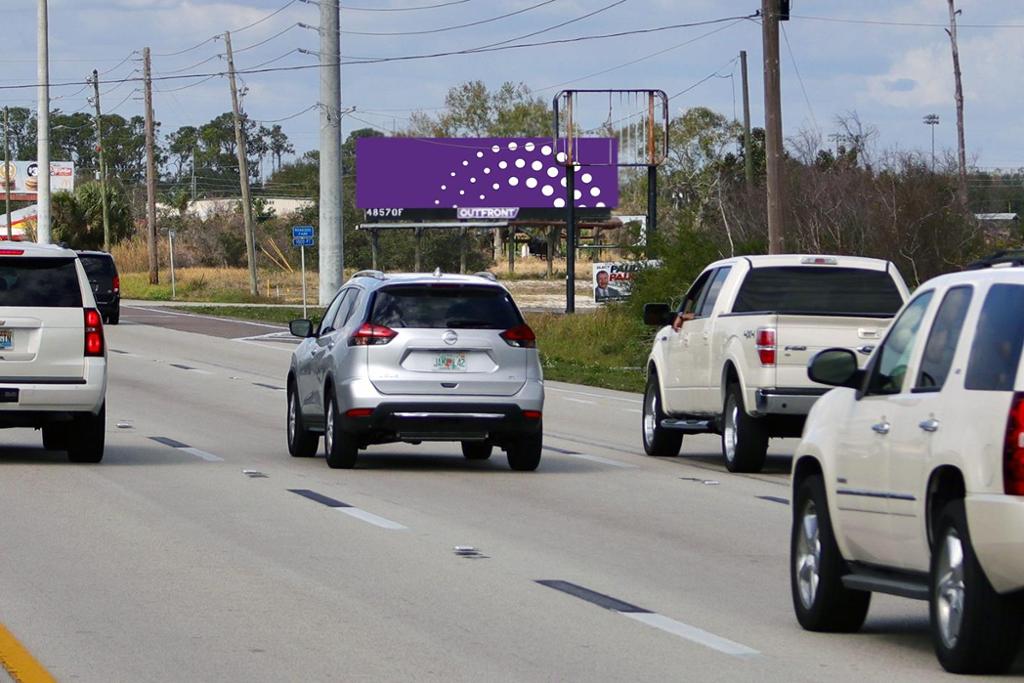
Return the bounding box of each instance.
[0,622,55,683]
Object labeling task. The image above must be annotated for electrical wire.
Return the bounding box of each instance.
[250,104,320,123]
[340,0,472,11]
[154,74,219,94]
[780,21,819,133]
[340,0,559,36]
[152,35,219,58]
[232,24,300,54]
[232,0,300,33]
[100,52,140,76]
[156,53,222,76]
[472,0,626,52]
[241,49,302,71]
[792,14,1024,29]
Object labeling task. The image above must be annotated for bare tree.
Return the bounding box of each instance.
[947,0,969,206]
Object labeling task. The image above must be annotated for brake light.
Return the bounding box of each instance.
[346,408,374,418]
[0,249,24,255]
[756,327,776,366]
[113,274,120,293]
[349,323,396,346]
[84,308,104,357]
[501,324,536,348]
[1003,393,1024,495]
[523,410,542,420]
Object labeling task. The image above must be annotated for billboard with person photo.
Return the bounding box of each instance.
[593,260,660,302]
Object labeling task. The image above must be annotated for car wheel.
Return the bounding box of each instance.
[108,309,120,325]
[721,384,768,473]
[791,473,870,632]
[42,424,69,451]
[287,382,319,457]
[67,403,105,464]
[930,500,1022,674]
[324,392,357,469]
[507,425,542,471]
[642,374,682,456]
[461,442,492,460]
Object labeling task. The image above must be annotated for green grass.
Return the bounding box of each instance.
[169,304,650,394]
[171,306,325,326]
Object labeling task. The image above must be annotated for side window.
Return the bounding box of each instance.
[680,270,713,316]
[866,291,934,396]
[697,267,731,317]
[318,290,348,335]
[915,286,972,392]
[965,284,1024,391]
[334,288,362,329]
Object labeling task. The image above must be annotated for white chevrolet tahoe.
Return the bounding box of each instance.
[791,252,1024,674]
[0,243,107,462]
[642,255,908,472]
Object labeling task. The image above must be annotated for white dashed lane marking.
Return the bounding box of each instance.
[289,489,408,530]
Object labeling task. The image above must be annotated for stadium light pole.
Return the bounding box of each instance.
[36,0,51,244]
[923,114,940,170]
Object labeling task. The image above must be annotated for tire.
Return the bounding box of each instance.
[67,403,105,464]
[461,442,493,460]
[507,426,542,471]
[721,383,768,473]
[791,473,871,632]
[642,374,682,457]
[108,309,120,325]
[287,382,319,457]
[42,424,69,451]
[324,391,358,469]
[930,500,1022,674]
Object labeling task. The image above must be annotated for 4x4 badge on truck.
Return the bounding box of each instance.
[442,330,458,345]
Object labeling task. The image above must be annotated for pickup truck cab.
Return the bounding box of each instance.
[642,254,909,472]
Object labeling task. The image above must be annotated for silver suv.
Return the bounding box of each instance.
[286,270,544,470]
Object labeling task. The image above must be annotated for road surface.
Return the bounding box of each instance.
[0,304,1017,681]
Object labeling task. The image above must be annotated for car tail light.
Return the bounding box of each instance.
[346,408,374,418]
[1003,393,1024,495]
[501,324,536,348]
[113,274,120,293]
[349,323,396,346]
[0,249,24,255]
[84,308,104,357]
[523,410,542,420]
[756,327,776,366]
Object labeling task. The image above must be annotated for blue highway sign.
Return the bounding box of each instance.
[293,236,315,247]
[292,225,314,239]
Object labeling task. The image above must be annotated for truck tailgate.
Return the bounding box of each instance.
[775,314,887,387]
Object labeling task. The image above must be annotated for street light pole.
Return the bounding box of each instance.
[923,114,940,170]
[36,0,51,244]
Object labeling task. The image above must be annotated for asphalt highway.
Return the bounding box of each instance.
[0,304,1018,681]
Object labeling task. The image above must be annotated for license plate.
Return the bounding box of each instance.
[432,352,467,372]
[0,329,11,350]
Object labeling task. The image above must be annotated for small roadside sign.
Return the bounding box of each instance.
[291,225,315,318]
[292,236,314,247]
[292,225,314,239]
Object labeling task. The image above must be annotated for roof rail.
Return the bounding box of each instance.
[473,271,498,282]
[965,250,1024,270]
[351,269,386,280]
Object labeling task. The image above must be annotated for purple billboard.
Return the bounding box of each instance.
[356,137,618,211]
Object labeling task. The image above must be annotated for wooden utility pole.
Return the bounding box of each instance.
[740,50,753,192]
[224,31,258,297]
[4,107,11,242]
[761,0,785,254]
[947,0,968,207]
[90,69,111,252]
[143,47,158,284]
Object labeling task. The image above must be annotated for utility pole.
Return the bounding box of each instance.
[4,107,12,242]
[946,0,968,207]
[740,50,753,191]
[191,145,197,201]
[319,0,344,304]
[36,0,51,244]
[224,31,259,297]
[90,69,111,252]
[761,0,785,254]
[143,47,158,284]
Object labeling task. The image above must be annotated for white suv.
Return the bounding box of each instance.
[790,253,1024,674]
[286,270,544,471]
[0,243,107,462]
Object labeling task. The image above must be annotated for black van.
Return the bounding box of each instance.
[76,251,120,324]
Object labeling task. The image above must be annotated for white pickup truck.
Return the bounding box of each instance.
[641,255,909,472]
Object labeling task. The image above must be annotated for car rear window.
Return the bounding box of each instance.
[79,255,115,279]
[0,257,83,307]
[965,284,1024,391]
[732,266,904,316]
[370,284,522,329]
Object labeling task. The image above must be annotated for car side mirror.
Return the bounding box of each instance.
[643,303,674,327]
[808,348,863,388]
[289,319,314,338]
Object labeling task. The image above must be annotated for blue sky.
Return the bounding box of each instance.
[4,0,1023,169]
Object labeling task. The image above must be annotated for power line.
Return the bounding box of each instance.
[780,21,818,133]
[339,0,472,11]
[251,104,320,123]
[233,0,301,33]
[152,36,218,58]
[793,14,1024,29]
[149,0,303,58]
[241,49,303,71]
[100,52,140,76]
[340,0,559,36]
[154,74,219,94]
[233,24,300,54]
[473,0,627,52]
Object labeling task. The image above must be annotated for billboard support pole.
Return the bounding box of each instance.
[36,0,51,244]
[370,229,379,270]
[565,165,576,314]
[4,107,11,242]
[459,227,467,274]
